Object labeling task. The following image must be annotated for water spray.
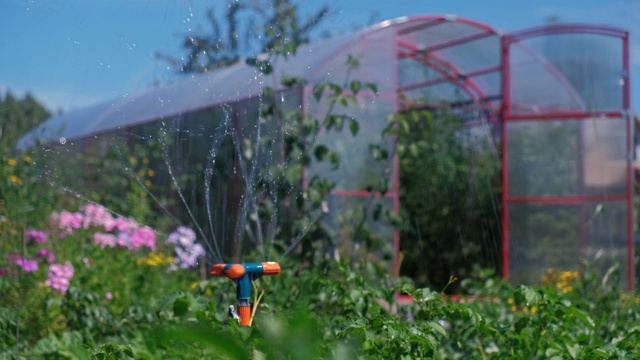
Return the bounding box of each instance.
[210,262,281,326]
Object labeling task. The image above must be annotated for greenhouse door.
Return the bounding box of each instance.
[501,24,633,289]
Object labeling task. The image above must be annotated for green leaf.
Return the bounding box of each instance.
[516,285,541,306]
[31,337,57,355]
[365,82,378,95]
[350,80,362,95]
[245,57,273,75]
[368,144,389,161]
[329,152,340,169]
[427,321,447,337]
[326,115,345,132]
[348,118,360,136]
[346,54,360,68]
[123,346,135,357]
[173,296,190,316]
[281,75,307,88]
[328,83,343,95]
[313,84,328,101]
[314,144,329,161]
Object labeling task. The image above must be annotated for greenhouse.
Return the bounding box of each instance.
[18,15,634,289]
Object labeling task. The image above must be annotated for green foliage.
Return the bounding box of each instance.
[4,253,640,359]
[0,91,50,150]
[0,92,57,230]
[389,109,502,292]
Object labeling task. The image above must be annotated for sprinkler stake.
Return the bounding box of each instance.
[210,262,281,326]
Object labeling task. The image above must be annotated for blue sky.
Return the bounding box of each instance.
[2,0,639,112]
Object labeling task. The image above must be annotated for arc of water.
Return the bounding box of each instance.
[229,108,264,260]
[202,122,229,264]
[158,119,223,264]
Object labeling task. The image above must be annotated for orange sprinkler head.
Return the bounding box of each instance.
[261,262,281,276]
[210,263,246,279]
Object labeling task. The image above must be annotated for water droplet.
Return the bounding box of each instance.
[59,137,66,145]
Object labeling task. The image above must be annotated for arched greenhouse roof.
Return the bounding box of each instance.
[18,14,583,149]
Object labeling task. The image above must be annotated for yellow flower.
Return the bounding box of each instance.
[145,180,152,187]
[129,156,137,165]
[137,169,145,177]
[7,158,17,166]
[143,157,149,164]
[541,268,578,293]
[9,175,23,185]
[138,252,174,267]
[147,169,155,177]
[24,155,32,163]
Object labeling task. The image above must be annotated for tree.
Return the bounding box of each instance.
[0,92,50,151]
[159,0,330,73]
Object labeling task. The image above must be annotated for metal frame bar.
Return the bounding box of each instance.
[392,25,402,277]
[398,64,501,92]
[506,194,628,204]
[623,33,633,290]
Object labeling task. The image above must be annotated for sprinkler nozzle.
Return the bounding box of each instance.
[210,262,281,326]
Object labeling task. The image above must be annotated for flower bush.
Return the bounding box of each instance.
[0,197,203,352]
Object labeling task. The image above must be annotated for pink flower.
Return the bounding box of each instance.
[81,203,112,229]
[130,226,156,251]
[52,210,83,236]
[25,229,47,244]
[45,262,74,295]
[114,217,138,233]
[105,292,113,300]
[93,232,117,249]
[36,249,56,263]
[16,257,38,272]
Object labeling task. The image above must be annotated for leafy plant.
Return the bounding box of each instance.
[388,108,501,292]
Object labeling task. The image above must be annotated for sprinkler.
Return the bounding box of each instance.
[210,262,281,326]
